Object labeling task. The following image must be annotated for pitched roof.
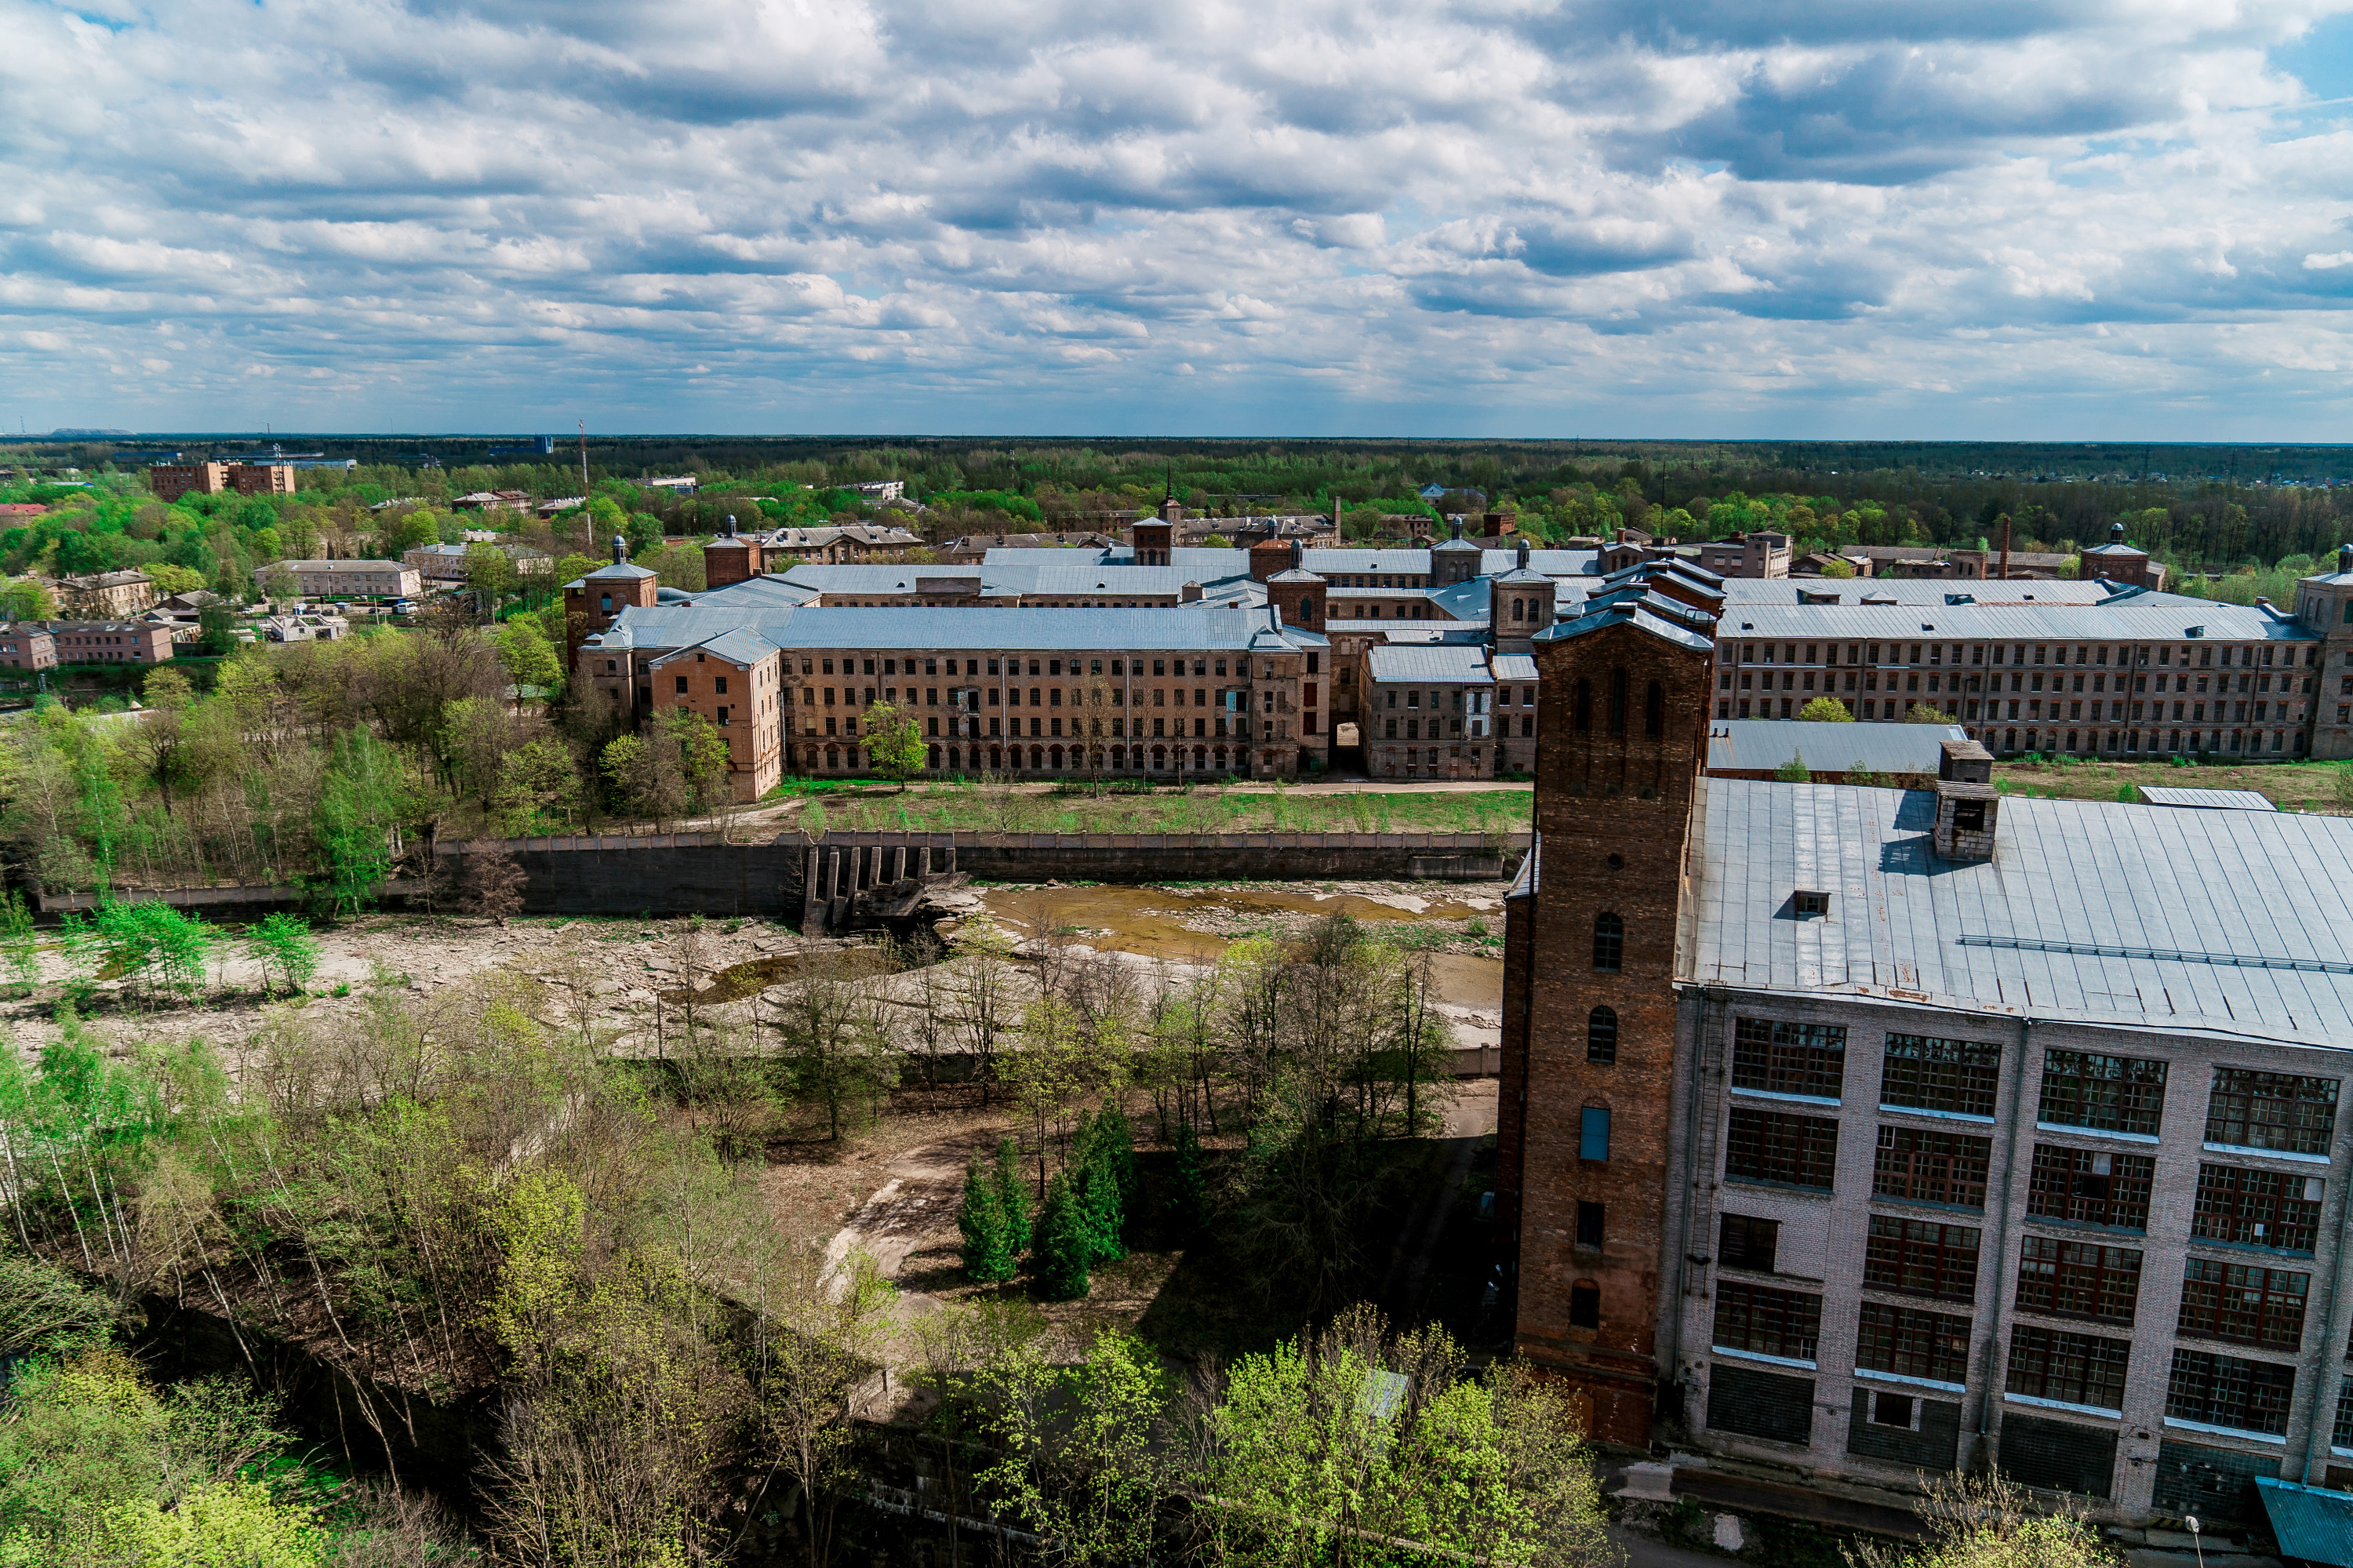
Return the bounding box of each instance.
[1534,596,1716,653]
[1689,777,2353,1046]
[1711,599,2312,643]
[588,603,1325,656]
[1367,644,1495,683]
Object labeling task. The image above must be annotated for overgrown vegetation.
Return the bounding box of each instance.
[785,781,1532,838]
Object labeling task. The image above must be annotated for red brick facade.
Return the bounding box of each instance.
[1498,610,1711,1446]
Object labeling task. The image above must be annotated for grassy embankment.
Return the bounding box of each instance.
[781,782,1535,835]
[1993,755,2351,810]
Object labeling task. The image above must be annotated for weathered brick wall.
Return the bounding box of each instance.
[1500,618,1710,1446]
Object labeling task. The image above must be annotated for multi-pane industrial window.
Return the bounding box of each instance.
[2337,1380,2353,1451]
[2025,1145,2155,1231]
[1719,1214,1780,1273]
[2166,1348,2295,1437]
[1712,1282,1821,1362]
[1874,1127,1991,1210]
[1726,1108,1840,1191]
[1733,1018,1848,1099]
[2204,1068,2340,1155]
[2016,1238,2142,1323]
[2005,1326,2131,1412]
[2191,1165,2323,1253]
[1880,1034,2001,1118]
[2037,1051,2167,1137]
[2176,1260,2309,1351]
[1865,1216,1980,1301]
[1856,1302,1970,1386]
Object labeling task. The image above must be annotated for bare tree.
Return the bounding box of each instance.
[456,842,528,927]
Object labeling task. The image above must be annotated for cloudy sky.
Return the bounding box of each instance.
[5,0,2353,438]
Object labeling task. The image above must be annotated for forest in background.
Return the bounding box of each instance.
[5,438,2347,609]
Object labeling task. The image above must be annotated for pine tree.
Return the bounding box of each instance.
[992,1137,1032,1257]
[1169,1117,1209,1239]
[957,1161,1014,1282]
[1095,1100,1138,1206]
[1034,1172,1092,1300]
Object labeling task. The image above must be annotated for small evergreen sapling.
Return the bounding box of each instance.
[1034,1173,1092,1301]
[991,1137,1031,1256]
[958,1161,1015,1282]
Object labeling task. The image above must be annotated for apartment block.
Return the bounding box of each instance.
[256,560,422,599]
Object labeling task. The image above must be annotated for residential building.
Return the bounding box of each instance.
[256,560,422,598]
[939,531,1116,563]
[58,570,155,618]
[148,461,296,500]
[450,489,531,511]
[0,624,56,672]
[846,480,904,501]
[35,620,174,664]
[1694,531,1794,579]
[403,542,553,584]
[1500,598,2353,1523]
[645,475,700,494]
[759,523,926,563]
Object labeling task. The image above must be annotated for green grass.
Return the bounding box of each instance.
[785,784,1533,836]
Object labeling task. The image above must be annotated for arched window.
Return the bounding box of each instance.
[1593,912,1624,972]
[1645,679,1665,740]
[1511,597,1525,622]
[1609,668,1628,737]
[1587,1006,1618,1064]
[1573,678,1592,734]
[1300,596,1315,621]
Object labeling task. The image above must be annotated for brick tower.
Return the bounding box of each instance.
[563,537,660,674]
[1498,594,1713,1445]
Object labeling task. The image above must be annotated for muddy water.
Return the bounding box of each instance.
[660,945,893,1005]
[978,882,1507,1013]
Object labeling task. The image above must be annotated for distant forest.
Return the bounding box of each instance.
[10,434,2353,584]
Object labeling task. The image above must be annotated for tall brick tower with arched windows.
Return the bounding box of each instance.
[1497,592,1713,1446]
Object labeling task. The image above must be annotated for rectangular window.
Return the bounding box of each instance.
[1857,1301,1970,1387]
[1712,1282,1821,1362]
[1733,1017,1847,1100]
[1719,1214,1778,1273]
[2205,1068,2339,1155]
[2006,1325,2131,1411]
[2177,1259,2308,1350]
[1726,1108,1839,1191]
[2016,1238,2142,1323]
[1881,1033,2001,1118]
[2038,1050,2166,1137]
[1577,1202,1605,1248]
[2026,1145,2155,1231]
[2166,1348,2294,1436]
[1580,1107,1610,1162]
[2191,1165,2322,1253]
[1865,1215,1980,1301]
[1875,1126,1991,1210]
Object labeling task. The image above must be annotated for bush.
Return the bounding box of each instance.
[244,911,321,995]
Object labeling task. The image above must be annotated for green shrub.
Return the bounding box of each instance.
[956,1162,1016,1283]
[1169,1119,1209,1239]
[991,1137,1032,1256]
[1033,1173,1091,1301]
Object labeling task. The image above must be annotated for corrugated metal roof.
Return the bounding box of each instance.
[1492,654,1539,682]
[1710,600,2314,643]
[1706,721,1965,777]
[1709,578,2180,606]
[1367,644,1494,683]
[589,603,1323,654]
[1537,598,1715,653]
[2139,786,2278,811]
[1689,777,2353,1046]
[2257,1477,2353,1568]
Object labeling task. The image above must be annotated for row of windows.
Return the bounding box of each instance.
[1718,1291,2301,1435]
[785,653,1265,679]
[1722,639,2311,671]
[1719,1199,2315,1347]
[1725,1017,2344,1156]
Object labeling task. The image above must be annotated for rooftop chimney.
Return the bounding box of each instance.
[1932,780,1999,861]
[1997,515,2012,581]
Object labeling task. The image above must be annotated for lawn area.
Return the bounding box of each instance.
[781,780,1534,836]
[1994,755,2351,812]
